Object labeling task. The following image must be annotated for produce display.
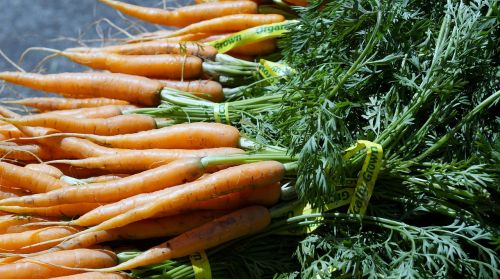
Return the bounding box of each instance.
[0,0,498,278]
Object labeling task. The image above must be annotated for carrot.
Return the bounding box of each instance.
[157,79,224,102]
[161,14,285,38]
[0,248,117,278]
[67,41,218,59]
[0,158,206,207]
[2,97,131,112]
[0,215,55,234]
[47,147,243,173]
[52,164,117,179]
[0,124,24,139]
[25,164,64,178]
[50,211,226,252]
[0,162,68,193]
[98,0,257,27]
[43,105,137,119]
[51,272,128,279]
[0,72,163,106]
[95,206,270,271]
[0,143,53,161]
[195,0,267,3]
[203,34,277,56]
[0,187,23,199]
[59,52,203,80]
[129,32,213,44]
[1,114,157,136]
[44,122,241,149]
[0,203,103,218]
[46,161,283,244]
[80,174,128,184]
[0,226,79,253]
[0,256,20,265]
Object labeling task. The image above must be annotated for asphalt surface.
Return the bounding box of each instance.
[0,0,189,99]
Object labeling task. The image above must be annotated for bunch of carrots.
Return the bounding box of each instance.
[0,0,309,278]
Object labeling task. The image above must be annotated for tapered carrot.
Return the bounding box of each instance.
[59,52,203,80]
[0,158,206,207]
[0,124,24,139]
[2,97,130,112]
[0,203,103,218]
[43,122,241,149]
[47,147,243,173]
[67,41,218,59]
[0,143,53,161]
[0,248,117,278]
[99,0,257,27]
[157,79,224,102]
[51,272,128,279]
[1,114,157,136]
[43,105,137,119]
[129,32,214,44]
[25,164,64,178]
[50,211,226,252]
[52,164,116,179]
[46,161,283,246]
[0,226,79,253]
[80,175,128,183]
[96,206,271,271]
[0,162,68,193]
[0,215,55,234]
[162,14,285,38]
[0,72,163,106]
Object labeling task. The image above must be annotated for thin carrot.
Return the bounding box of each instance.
[44,105,137,119]
[0,72,163,106]
[49,211,226,252]
[0,124,24,139]
[1,114,157,136]
[0,143,53,161]
[47,147,243,173]
[51,272,128,279]
[129,32,214,44]
[159,14,285,38]
[0,203,103,218]
[59,52,203,80]
[43,161,283,244]
[0,162,68,193]
[0,215,55,234]
[2,97,130,112]
[42,122,241,149]
[51,164,116,179]
[95,206,271,271]
[67,41,218,59]
[0,248,117,278]
[0,226,79,253]
[0,158,206,207]
[25,164,64,178]
[98,0,257,27]
[79,174,128,183]
[157,79,224,102]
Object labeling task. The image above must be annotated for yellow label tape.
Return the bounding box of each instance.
[343,140,383,216]
[258,59,295,81]
[189,251,211,279]
[212,103,230,124]
[209,20,297,53]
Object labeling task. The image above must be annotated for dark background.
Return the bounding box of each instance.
[0,0,190,100]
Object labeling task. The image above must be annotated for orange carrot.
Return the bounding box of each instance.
[157,79,224,102]
[52,164,116,179]
[51,272,128,279]
[0,248,117,278]
[25,164,64,178]
[50,211,226,252]
[44,105,137,119]
[0,226,79,253]
[96,206,270,271]
[0,187,23,199]
[48,147,243,173]
[162,14,285,38]
[0,215,55,234]
[48,161,283,241]
[0,143,53,161]
[0,162,68,193]
[129,32,213,44]
[2,114,157,136]
[0,158,206,207]
[2,97,130,112]
[98,0,257,27]
[0,203,103,218]
[0,124,24,139]
[80,174,128,184]
[45,122,241,149]
[0,72,163,106]
[59,52,203,80]
[67,41,218,59]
